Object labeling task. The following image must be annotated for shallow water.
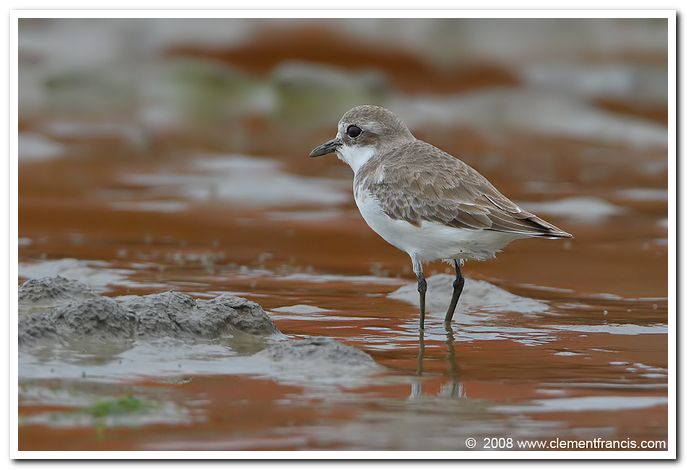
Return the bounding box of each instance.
[18,18,668,452]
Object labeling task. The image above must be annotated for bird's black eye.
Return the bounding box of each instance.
[346,125,362,138]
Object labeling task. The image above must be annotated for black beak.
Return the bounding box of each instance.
[309,138,341,158]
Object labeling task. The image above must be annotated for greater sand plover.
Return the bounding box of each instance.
[310,105,572,330]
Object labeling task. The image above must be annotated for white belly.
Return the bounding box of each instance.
[354,189,522,262]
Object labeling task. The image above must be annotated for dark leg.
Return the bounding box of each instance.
[444,259,465,324]
[417,272,427,330]
[410,255,427,331]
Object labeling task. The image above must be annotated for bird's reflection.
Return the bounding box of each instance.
[410,324,466,399]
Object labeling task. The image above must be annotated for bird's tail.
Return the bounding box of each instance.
[525,215,573,238]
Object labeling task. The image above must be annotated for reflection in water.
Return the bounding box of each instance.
[410,325,466,400]
[442,326,465,398]
[415,328,425,376]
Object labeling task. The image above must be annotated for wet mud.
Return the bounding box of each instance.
[19,276,278,346]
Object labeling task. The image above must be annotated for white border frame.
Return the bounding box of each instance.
[9,9,676,460]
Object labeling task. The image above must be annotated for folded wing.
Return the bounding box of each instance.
[360,141,572,238]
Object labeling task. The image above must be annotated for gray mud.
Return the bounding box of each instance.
[19,276,278,347]
[19,276,99,315]
[19,276,380,385]
[257,336,379,375]
[388,274,549,315]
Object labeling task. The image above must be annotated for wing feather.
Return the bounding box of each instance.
[356,141,572,238]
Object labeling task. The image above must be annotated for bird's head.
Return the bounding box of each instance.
[309,105,415,171]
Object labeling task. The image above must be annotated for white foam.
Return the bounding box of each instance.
[271,304,333,314]
[18,259,132,290]
[18,258,164,292]
[616,188,668,201]
[41,120,147,145]
[122,154,349,208]
[111,201,190,213]
[520,196,624,223]
[18,133,64,162]
[548,323,667,335]
[520,62,667,104]
[265,209,347,222]
[495,395,667,413]
[392,89,667,149]
[282,273,405,285]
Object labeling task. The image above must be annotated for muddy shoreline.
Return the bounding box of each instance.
[18,18,668,451]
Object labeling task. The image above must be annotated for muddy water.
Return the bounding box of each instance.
[18,19,668,451]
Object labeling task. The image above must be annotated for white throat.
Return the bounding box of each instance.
[336,145,376,174]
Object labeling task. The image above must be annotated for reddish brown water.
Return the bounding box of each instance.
[18,19,669,452]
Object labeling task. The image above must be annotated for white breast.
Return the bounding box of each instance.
[353,188,523,262]
[337,145,375,173]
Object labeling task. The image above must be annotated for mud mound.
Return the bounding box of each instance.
[18,276,279,346]
[18,276,98,315]
[253,337,380,384]
[257,336,378,369]
[388,274,549,315]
